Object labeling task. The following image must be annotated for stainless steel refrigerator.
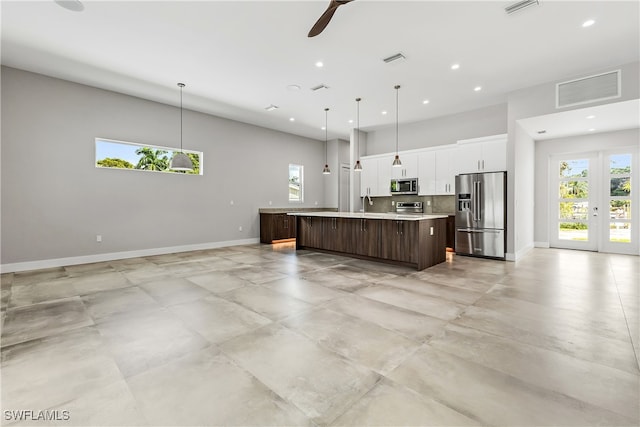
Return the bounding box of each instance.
[455,171,506,259]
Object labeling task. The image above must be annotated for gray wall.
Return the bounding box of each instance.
[365,103,508,155]
[323,138,349,209]
[534,128,640,245]
[1,67,326,267]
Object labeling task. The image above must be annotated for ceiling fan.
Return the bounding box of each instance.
[308,0,355,37]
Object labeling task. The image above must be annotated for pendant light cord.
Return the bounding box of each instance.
[325,108,329,163]
[356,98,360,155]
[178,82,185,153]
[395,85,400,155]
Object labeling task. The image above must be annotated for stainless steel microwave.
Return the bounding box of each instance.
[390,178,418,195]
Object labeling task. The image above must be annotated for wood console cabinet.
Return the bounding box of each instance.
[259,213,296,243]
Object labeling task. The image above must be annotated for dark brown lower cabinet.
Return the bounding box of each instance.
[296,215,447,270]
[380,220,418,264]
[260,213,296,243]
[446,215,455,249]
[351,218,381,258]
[296,216,323,248]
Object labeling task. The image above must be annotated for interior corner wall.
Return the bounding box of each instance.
[1,67,325,267]
[534,128,640,245]
[365,103,508,155]
[513,123,535,257]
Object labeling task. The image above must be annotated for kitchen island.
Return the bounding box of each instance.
[289,212,448,270]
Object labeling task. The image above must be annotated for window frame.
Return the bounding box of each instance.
[288,163,304,203]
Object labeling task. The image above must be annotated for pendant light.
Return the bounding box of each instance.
[169,82,194,172]
[392,84,402,168]
[353,97,362,172]
[322,107,331,175]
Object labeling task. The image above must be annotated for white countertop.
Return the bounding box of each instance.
[287,211,449,221]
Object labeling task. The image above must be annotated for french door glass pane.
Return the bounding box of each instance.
[560,181,589,198]
[610,200,631,219]
[610,223,631,243]
[559,202,588,220]
[610,154,631,175]
[560,159,589,178]
[559,222,588,241]
[610,177,631,196]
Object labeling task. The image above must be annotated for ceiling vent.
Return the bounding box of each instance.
[556,70,621,109]
[264,104,278,111]
[383,53,406,64]
[311,84,330,91]
[505,0,539,14]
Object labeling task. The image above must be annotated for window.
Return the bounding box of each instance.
[95,138,202,175]
[289,164,303,202]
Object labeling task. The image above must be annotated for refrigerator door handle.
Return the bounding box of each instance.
[476,181,482,221]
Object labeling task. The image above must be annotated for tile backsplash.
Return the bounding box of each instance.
[363,195,455,214]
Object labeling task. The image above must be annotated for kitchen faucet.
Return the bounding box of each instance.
[362,194,373,213]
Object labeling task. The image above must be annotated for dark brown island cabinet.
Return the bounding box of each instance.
[294,214,448,270]
[259,213,296,243]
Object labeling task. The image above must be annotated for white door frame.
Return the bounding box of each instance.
[549,149,639,255]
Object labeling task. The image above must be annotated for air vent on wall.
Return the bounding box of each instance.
[556,70,621,109]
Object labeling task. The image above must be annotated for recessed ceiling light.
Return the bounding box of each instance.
[289,117,295,122]
[287,84,301,91]
[381,111,388,115]
[586,115,595,119]
[315,61,324,68]
[474,86,482,92]
[55,0,84,12]
[422,99,430,105]
[582,19,595,28]
[451,64,460,70]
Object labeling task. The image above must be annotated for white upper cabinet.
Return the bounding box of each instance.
[435,147,457,195]
[455,134,507,174]
[360,155,393,197]
[391,152,419,179]
[417,151,436,195]
[375,155,393,196]
[359,157,377,197]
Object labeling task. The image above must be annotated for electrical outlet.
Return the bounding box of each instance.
[238,226,243,232]
[268,201,272,206]
[314,201,318,206]
[96,235,102,242]
[429,227,434,236]
[230,200,234,206]
[427,200,431,206]
[391,201,395,206]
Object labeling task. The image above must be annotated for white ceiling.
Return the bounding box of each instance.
[2,0,639,141]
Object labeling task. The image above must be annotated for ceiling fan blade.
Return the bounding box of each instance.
[308,0,354,38]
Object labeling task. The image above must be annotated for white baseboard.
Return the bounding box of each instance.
[506,243,535,261]
[534,241,550,248]
[1,238,260,273]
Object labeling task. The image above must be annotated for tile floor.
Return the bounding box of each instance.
[1,245,638,426]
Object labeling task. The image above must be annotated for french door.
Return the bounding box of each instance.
[550,149,638,255]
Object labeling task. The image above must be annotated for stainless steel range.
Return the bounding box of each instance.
[395,201,423,215]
